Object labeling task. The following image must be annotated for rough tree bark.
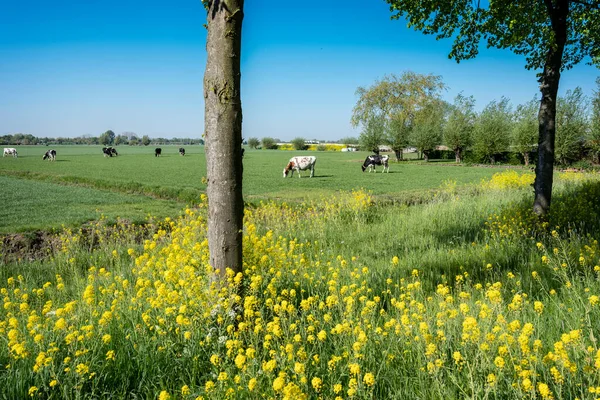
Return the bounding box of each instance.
[534,0,568,216]
[203,0,244,276]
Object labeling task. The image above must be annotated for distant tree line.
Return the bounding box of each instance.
[0,130,204,146]
[352,73,600,167]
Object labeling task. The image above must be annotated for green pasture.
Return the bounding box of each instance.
[0,176,182,234]
[0,145,516,232]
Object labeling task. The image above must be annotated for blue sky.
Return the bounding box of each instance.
[1,0,598,141]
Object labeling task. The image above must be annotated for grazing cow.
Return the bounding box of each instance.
[361,154,389,173]
[283,156,317,178]
[102,147,118,157]
[3,148,18,158]
[179,147,185,156]
[43,149,57,161]
[155,148,162,157]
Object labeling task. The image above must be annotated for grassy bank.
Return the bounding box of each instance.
[1,170,599,399]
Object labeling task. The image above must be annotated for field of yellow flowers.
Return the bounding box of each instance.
[1,170,600,399]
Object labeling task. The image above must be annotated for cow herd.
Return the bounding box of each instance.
[2,147,190,162]
[4,147,392,178]
[282,154,390,178]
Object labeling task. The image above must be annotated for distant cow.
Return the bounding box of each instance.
[155,148,162,157]
[179,147,185,156]
[102,147,118,157]
[3,148,17,158]
[362,154,389,173]
[43,149,56,161]
[283,156,317,178]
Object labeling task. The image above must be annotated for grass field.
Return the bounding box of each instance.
[1,145,515,233]
[0,168,599,399]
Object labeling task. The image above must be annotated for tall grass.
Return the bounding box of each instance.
[1,170,599,399]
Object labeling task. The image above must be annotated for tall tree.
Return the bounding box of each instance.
[555,87,588,164]
[100,130,115,146]
[384,0,600,215]
[351,72,446,161]
[512,97,539,166]
[410,99,446,161]
[473,98,513,164]
[203,0,244,277]
[589,78,600,163]
[444,93,476,163]
[359,116,387,154]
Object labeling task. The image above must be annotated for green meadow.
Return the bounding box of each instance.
[0,164,599,398]
[1,145,509,233]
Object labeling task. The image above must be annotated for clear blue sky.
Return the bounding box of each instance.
[1,0,598,141]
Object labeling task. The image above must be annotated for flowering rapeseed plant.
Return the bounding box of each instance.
[0,187,599,398]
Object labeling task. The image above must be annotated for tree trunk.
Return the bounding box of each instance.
[455,148,462,163]
[534,0,568,216]
[394,149,403,161]
[204,0,245,276]
[423,151,429,162]
[523,152,529,166]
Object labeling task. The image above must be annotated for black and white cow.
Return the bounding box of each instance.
[43,149,56,161]
[102,147,118,157]
[179,147,185,156]
[283,156,317,178]
[3,148,18,158]
[361,154,389,173]
[155,148,162,157]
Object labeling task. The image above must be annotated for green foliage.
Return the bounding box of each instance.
[473,97,513,164]
[587,78,600,163]
[99,130,115,146]
[141,135,151,146]
[114,135,126,146]
[291,137,307,151]
[351,72,447,155]
[359,116,386,153]
[444,93,476,163]
[261,137,278,150]
[512,97,539,166]
[247,137,260,149]
[555,87,588,165]
[410,99,446,160]
[384,0,600,71]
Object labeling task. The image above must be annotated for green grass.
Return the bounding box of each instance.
[1,176,599,399]
[0,145,516,233]
[0,175,182,233]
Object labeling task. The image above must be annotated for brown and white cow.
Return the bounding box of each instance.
[283,156,316,178]
[3,148,18,158]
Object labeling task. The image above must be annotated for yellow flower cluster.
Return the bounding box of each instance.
[481,170,535,190]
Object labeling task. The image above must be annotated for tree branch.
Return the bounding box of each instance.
[569,0,600,9]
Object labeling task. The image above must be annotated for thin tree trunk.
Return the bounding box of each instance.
[394,149,402,161]
[523,152,529,166]
[455,148,462,163]
[534,0,568,216]
[204,0,244,276]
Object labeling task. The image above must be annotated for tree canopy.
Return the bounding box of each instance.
[351,71,446,159]
[444,93,476,163]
